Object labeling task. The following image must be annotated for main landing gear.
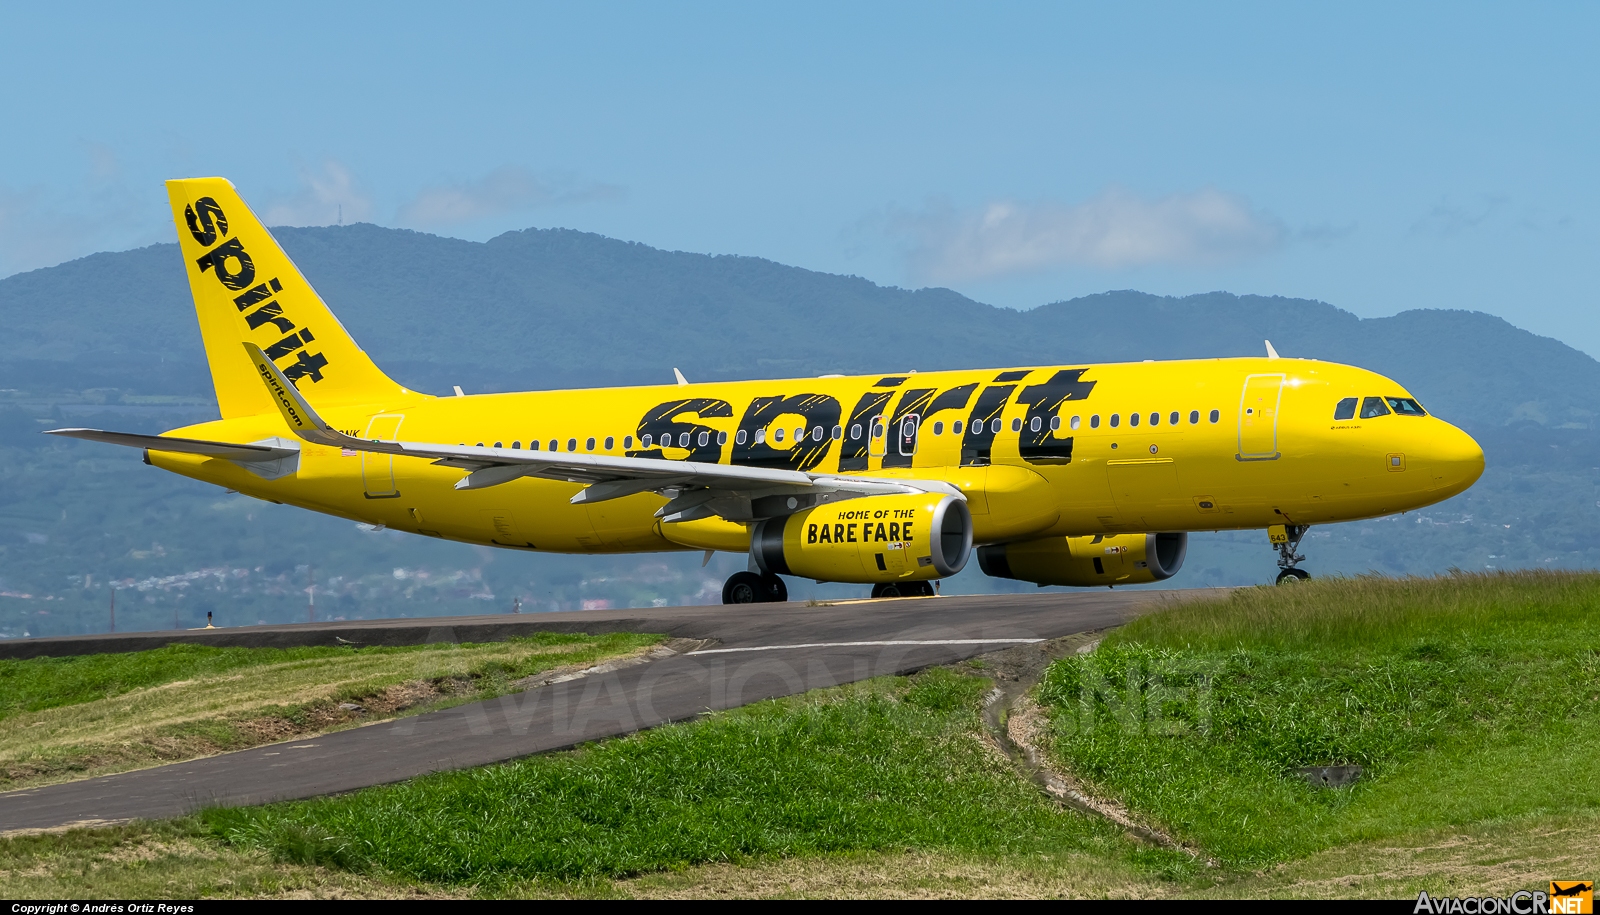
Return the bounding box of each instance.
[1272,523,1311,585]
[871,581,936,598]
[722,571,789,604]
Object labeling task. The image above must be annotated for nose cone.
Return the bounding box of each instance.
[1424,421,1484,499]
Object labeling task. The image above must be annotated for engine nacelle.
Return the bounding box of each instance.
[751,493,972,584]
[977,532,1187,587]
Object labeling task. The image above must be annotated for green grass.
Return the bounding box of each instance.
[0,632,661,790]
[1037,570,1600,867]
[203,668,1152,890]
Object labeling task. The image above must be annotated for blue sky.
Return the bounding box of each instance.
[2,2,1597,354]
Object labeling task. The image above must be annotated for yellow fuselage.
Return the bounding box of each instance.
[148,356,1485,557]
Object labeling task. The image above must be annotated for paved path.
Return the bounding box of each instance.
[0,590,1215,832]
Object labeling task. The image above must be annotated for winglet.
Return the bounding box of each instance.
[244,342,346,447]
[673,367,689,386]
[1264,339,1280,360]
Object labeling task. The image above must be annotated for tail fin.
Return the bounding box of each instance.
[165,177,410,418]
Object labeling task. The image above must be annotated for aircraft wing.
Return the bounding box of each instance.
[243,343,957,522]
[44,428,298,462]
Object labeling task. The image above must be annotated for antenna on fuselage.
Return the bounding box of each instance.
[1264,340,1280,360]
[673,368,689,386]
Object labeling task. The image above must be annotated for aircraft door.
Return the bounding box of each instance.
[1237,374,1284,461]
[898,413,921,457]
[362,414,404,498]
[868,414,889,458]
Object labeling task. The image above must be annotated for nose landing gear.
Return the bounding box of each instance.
[1271,523,1310,584]
[721,570,789,604]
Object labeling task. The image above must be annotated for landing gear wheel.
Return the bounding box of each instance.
[760,573,788,603]
[871,581,935,599]
[722,571,764,604]
[1276,568,1310,585]
[723,571,789,603]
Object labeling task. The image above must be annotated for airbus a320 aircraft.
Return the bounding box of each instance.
[51,179,1485,603]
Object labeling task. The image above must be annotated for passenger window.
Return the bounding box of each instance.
[586,437,596,451]
[679,432,691,447]
[1149,413,1159,426]
[1334,397,1358,421]
[1385,397,1427,416]
[1208,410,1219,423]
[511,441,520,449]
[494,441,502,448]
[812,426,824,441]
[850,424,862,440]
[952,420,962,435]
[717,430,728,445]
[1130,413,1140,427]
[774,428,785,443]
[1189,410,1199,424]
[1049,415,1060,432]
[697,431,709,447]
[1070,415,1081,430]
[549,440,559,451]
[566,438,577,451]
[1029,416,1041,432]
[1090,415,1100,429]
[605,436,614,450]
[1169,411,1179,425]
[642,434,653,447]
[1110,414,1120,428]
[476,442,483,447]
[755,428,766,444]
[831,425,843,440]
[795,427,805,442]
[933,421,944,435]
[1360,396,1391,419]
[1011,417,1022,432]
[530,440,540,450]
[736,429,748,445]
[624,436,633,449]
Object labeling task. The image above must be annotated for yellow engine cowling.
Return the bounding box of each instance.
[976,532,1187,587]
[751,493,972,584]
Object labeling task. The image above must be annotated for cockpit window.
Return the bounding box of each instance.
[1386,397,1427,416]
[1359,396,1391,419]
[1333,397,1357,421]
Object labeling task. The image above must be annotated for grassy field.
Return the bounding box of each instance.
[0,632,661,790]
[198,668,1156,892]
[1037,570,1600,867]
[3,571,1596,898]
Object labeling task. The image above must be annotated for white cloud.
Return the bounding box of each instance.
[396,166,620,229]
[262,161,374,227]
[892,186,1286,283]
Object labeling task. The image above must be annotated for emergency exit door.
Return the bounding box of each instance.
[362,414,404,497]
[1237,374,1284,460]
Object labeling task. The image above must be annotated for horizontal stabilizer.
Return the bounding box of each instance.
[45,427,302,480]
[45,428,298,461]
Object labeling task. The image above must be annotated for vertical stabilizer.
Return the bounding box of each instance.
[165,178,409,418]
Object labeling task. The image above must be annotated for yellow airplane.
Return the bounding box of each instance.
[49,179,1485,603]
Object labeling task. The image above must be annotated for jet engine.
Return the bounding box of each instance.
[977,532,1187,587]
[751,492,972,584]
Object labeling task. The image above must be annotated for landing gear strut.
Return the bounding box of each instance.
[722,571,788,604]
[1272,524,1311,585]
[871,581,936,598]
